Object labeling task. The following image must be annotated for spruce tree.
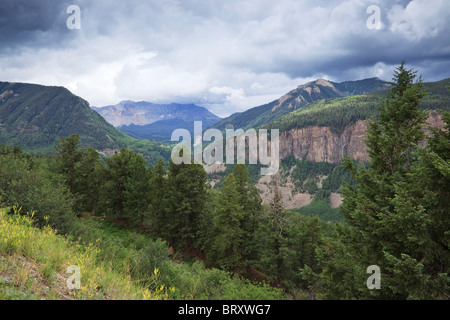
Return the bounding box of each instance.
[123,153,151,226]
[54,134,83,195]
[54,135,104,213]
[267,173,287,284]
[75,147,104,213]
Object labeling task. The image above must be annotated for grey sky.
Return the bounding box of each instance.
[1,0,449,117]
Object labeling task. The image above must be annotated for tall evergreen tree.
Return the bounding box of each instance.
[209,173,245,272]
[256,174,323,295]
[164,159,208,251]
[123,155,151,226]
[149,159,167,232]
[54,135,104,213]
[231,164,262,267]
[100,148,150,226]
[303,63,449,299]
[75,147,104,213]
[54,134,83,195]
[254,173,291,286]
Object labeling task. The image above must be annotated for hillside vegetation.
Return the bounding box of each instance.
[0,140,287,300]
[0,206,285,300]
[0,207,164,300]
[210,77,390,131]
[263,78,450,134]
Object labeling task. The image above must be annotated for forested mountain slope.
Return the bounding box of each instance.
[0,82,170,162]
[209,77,390,131]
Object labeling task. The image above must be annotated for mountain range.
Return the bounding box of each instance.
[92,101,222,142]
[210,77,391,132]
[203,77,450,164]
[1,76,448,215]
[203,77,449,213]
[1,77,449,166]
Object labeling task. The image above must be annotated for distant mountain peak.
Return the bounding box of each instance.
[93,100,221,127]
[314,78,334,86]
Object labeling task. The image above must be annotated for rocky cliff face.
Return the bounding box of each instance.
[277,111,444,164]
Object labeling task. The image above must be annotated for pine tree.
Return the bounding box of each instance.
[365,62,428,177]
[75,147,104,213]
[123,153,151,226]
[164,159,207,251]
[267,173,286,284]
[101,148,150,226]
[54,134,83,196]
[54,135,104,213]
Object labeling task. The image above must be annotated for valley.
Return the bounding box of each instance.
[2,77,449,219]
[0,66,449,301]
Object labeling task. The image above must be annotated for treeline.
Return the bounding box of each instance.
[0,144,284,299]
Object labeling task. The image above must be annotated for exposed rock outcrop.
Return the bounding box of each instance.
[277,111,444,164]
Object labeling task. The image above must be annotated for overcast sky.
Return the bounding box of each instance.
[1,0,449,117]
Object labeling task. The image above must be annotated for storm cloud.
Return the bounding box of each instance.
[0,0,449,117]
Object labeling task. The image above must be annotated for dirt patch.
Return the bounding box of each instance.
[256,174,313,210]
[98,148,120,157]
[0,253,74,300]
[203,162,226,174]
[329,192,343,208]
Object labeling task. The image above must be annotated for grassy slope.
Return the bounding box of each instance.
[0,207,163,300]
[0,207,284,300]
[292,198,343,223]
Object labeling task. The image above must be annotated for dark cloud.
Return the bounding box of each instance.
[0,0,449,116]
[0,0,73,52]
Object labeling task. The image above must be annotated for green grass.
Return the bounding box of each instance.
[0,206,167,300]
[71,217,285,300]
[0,206,284,300]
